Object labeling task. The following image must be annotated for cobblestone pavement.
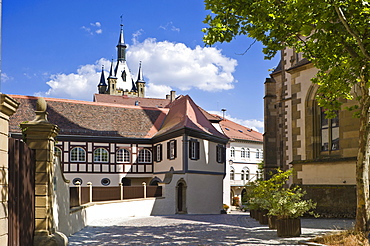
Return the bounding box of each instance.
[68,211,354,246]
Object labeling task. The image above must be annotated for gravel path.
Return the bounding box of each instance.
[68,211,354,245]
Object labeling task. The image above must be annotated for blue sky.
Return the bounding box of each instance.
[2,0,279,133]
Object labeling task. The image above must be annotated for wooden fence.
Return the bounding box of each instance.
[70,186,162,207]
[8,138,35,246]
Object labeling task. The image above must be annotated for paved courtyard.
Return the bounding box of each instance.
[68,211,354,245]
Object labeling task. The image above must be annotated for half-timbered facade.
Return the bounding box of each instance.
[9,94,228,214]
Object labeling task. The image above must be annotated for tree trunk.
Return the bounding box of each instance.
[355,83,370,232]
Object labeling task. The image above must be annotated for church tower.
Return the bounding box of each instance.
[107,60,118,95]
[97,22,146,97]
[136,62,146,98]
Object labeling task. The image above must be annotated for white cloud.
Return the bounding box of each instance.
[37,58,110,101]
[159,22,180,32]
[1,73,11,82]
[40,37,237,101]
[82,22,103,35]
[146,83,172,98]
[209,111,264,133]
[128,38,237,92]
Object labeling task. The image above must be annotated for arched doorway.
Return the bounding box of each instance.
[176,179,187,213]
[241,188,247,203]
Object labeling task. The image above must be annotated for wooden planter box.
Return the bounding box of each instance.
[268,215,277,229]
[258,210,269,225]
[276,218,301,237]
[250,209,256,219]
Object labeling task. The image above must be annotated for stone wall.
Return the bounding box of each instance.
[0,95,19,245]
[302,185,356,218]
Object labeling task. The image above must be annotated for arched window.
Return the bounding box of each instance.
[246,148,250,158]
[230,147,235,158]
[241,148,246,158]
[94,148,109,162]
[116,148,130,163]
[230,167,235,180]
[138,149,152,163]
[243,166,250,181]
[70,147,86,162]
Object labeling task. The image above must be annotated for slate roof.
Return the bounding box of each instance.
[94,94,171,108]
[9,95,168,138]
[215,116,263,142]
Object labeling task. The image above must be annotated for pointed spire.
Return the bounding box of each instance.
[108,59,116,79]
[98,66,107,86]
[131,78,137,92]
[98,66,108,94]
[117,23,127,62]
[136,61,145,83]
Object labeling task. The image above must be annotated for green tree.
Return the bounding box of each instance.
[203,0,370,231]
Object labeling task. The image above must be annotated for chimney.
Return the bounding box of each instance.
[170,90,176,102]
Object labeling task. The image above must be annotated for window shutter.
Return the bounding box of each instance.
[195,141,200,160]
[216,145,220,162]
[167,141,170,159]
[174,140,177,159]
[153,145,157,162]
[159,144,163,161]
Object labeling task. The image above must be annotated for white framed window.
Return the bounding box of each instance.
[138,149,152,163]
[94,148,109,162]
[241,148,246,158]
[167,140,177,160]
[189,139,200,160]
[230,147,235,158]
[70,147,86,162]
[246,148,250,158]
[242,166,250,181]
[230,167,235,180]
[256,149,260,159]
[116,148,130,163]
[154,144,162,162]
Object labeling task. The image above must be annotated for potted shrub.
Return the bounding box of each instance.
[268,186,317,237]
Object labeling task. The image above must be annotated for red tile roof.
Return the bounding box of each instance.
[156,95,227,139]
[9,95,168,138]
[215,116,263,142]
[8,95,227,141]
[94,94,171,108]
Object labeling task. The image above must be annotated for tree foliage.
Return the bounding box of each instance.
[203,0,369,115]
[203,0,370,231]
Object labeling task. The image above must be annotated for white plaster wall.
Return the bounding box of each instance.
[187,174,223,214]
[64,173,152,187]
[223,140,263,206]
[188,139,224,173]
[154,136,184,173]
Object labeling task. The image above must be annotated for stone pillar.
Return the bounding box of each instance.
[20,98,67,246]
[0,94,19,246]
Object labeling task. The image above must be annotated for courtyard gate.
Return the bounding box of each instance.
[8,138,35,246]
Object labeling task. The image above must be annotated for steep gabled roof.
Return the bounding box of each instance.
[9,95,168,139]
[94,94,171,108]
[215,116,263,142]
[156,95,227,140]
